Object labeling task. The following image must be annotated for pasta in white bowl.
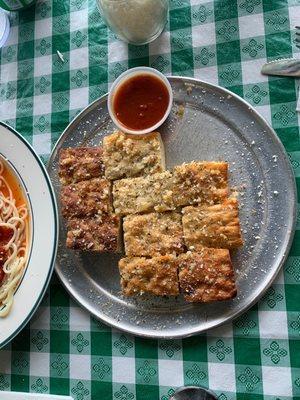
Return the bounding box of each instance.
[0,158,30,316]
[0,122,58,348]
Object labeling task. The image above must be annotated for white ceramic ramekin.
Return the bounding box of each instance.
[107,66,173,135]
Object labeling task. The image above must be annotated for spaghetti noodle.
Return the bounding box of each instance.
[0,158,29,317]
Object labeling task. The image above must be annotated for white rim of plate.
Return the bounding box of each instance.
[0,122,58,349]
[0,11,10,49]
[107,66,173,135]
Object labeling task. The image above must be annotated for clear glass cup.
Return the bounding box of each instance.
[97,0,168,45]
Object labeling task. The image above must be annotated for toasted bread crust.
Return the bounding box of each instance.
[173,161,228,207]
[59,147,105,185]
[182,198,243,250]
[103,131,165,180]
[178,249,237,302]
[66,215,121,253]
[123,211,185,257]
[61,178,112,219]
[119,255,179,296]
[113,162,229,215]
[113,171,175,216]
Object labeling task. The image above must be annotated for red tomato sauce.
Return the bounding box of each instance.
[0,247,7,284]
[0,226,13,246]
[0,160,29,285]
[113,74,170,131]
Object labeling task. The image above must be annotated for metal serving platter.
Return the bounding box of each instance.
[48,77,296,339]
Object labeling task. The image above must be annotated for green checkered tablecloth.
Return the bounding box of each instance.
[1,0,300,398]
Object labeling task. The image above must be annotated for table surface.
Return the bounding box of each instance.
[1,0,300,399]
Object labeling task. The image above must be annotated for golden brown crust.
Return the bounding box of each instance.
[177,249,237,302]
[119,255,179,296]
[103,131,165,180]
[113,171,175,216]
[59,147,105,185]
[172,162,228,207]
[182,198,243,250]
[123,212,185,257]
[66,215,121,253]
[61,178,112,219]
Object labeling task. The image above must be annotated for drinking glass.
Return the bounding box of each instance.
[97,0,168,45]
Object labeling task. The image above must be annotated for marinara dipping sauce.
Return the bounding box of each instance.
[111,70,172,133]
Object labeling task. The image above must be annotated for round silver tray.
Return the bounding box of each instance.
[48,77,296,338]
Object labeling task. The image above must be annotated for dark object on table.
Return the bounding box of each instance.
[170,386,217,400]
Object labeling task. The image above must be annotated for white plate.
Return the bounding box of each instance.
[0,392,71,399]
[0,122,58,348]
